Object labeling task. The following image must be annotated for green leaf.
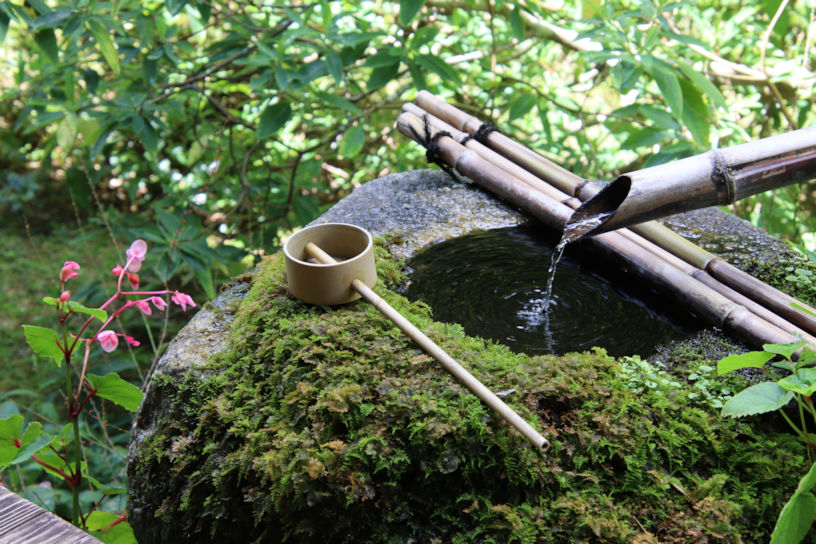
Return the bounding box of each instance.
[721,382,794,418]
[643,56,682,119]
[88,20,120,75]
[314,92,360,113]
[256,101,291,139]
[778,368,816,397]
[0,10,9,44]
[509,6,525,41]
[717,351,775,375]
[22,325,64,366]
[399,0,424,26]
[364,48,405,68]
[325,51,343,83]
[34,29,58,63]
[132,115,157,154]
[415,54,462,85]
[799,460,816,494]
[507,93,537,121]
[87,373,144,412]
[0,415,53,469]
[339,125,365,157]
[676,61,726,108]
[67,301,107,322]
[86,511,137,544]
[32,9,73,29]
[770,491,816,544]
[679,77,710,147]
[764,341,808,359]
[367,61,400,91]
[410,26,439,49]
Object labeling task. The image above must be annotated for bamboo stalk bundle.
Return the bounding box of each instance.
[409,92,816,342]
[396,111,807,349]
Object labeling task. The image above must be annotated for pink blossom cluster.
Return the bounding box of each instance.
[59,239,196,355]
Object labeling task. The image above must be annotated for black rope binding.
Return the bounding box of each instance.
[407,114,461,182]
[459,122,500,146]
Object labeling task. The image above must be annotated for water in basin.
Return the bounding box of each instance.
[404,226,701,357]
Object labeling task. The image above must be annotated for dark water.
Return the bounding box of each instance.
[404,227,701,357]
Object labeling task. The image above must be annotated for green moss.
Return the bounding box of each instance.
[748,255,816,308]
[129,240,810,543]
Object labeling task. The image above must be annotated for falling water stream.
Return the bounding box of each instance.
[540,212,616,327]
[404,226,700,357]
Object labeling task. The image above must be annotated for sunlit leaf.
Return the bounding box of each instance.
[778,368,816,397]
[88,20,120,75]
[87,373,144,412]
[643,56,682,119]
[509,6,525,41]
[22,325,64,366]
[0,415,53,469]
[340,125,365,157]
[721,382,793,418]
[367,61,400,91]
[679,77,709,147]
[508,93,537,121]
[717,351,775,375]
[399,0,424,26]
[771,490,816,544]
[415,54,462,85]
[86,511,137,544]
[68,301,107,322]
[764,341,808,360]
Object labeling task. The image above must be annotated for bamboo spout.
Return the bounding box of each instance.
[568,127,816,237]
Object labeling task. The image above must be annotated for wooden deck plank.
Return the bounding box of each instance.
[0,487,102,544]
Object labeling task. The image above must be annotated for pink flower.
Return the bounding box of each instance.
[151,296,167,311]
[112,265,124,276]
[127,273,140,290]
[124,335,140,347]
[125,240,147,273]
[171,291,196,311]
[59,290,71,302]
[60,261,80,283]
[97,330,119,353]
[134,300,152,315]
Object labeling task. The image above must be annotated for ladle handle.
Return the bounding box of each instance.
[304,242,549,451]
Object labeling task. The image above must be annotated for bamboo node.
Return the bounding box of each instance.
[711,151,737,204]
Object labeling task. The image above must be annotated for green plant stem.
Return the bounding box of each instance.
[779,407,808,443]
[796,394,812,450]
[60,323,81,527]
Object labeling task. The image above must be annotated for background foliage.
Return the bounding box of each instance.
[1,0,815,535]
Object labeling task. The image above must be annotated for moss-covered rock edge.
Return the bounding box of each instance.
[127,240,813,544]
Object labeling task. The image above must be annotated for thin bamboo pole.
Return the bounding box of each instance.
[396,111,801,349]
[404,105,816,342]
[303,242,550,451]
[412,91,816,338]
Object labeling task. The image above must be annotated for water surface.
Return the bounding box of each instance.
[404,227,701,357]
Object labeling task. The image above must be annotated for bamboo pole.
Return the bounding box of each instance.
[303,242,550,451]
[396,111,802,349]
[569,128,816,236]
[404,104,816,342]
[413,91,816,338]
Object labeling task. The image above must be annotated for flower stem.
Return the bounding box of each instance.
[60,322,82,527]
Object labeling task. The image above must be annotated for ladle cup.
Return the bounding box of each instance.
[284,223,548,451]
